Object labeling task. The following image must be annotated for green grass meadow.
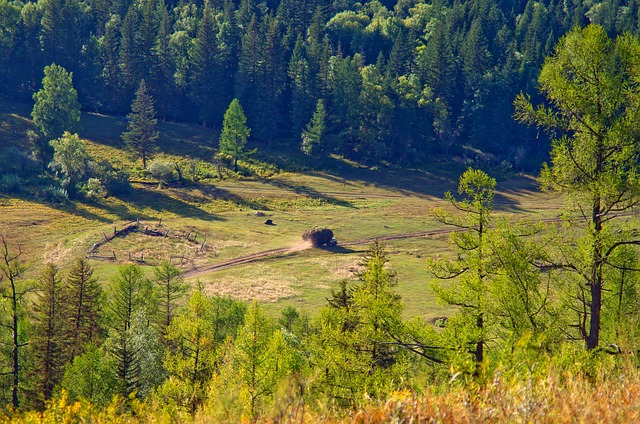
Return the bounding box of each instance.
[0,95,566,320]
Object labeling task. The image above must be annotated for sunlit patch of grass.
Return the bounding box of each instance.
[201,264,302,302]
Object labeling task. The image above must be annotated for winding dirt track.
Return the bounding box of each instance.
[183,216,571,278]
[183,228,454,278]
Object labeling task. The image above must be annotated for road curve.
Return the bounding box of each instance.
[183,227,456,279]
[181,215,585,279]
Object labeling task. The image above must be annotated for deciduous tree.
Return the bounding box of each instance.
[32,64,81,140]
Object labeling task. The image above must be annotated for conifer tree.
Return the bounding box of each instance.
[100,15,125,111]
[122,79,159,168]
[40,0,83,74]
[301,99,326,155]
[31,263,65,405]
[149,10,176,120]
[312,241,408,405]
[224,302,295,420]
[153,261,187,340]
[219,98,250,172]
[160,286,246,412]
[106,264,154,397]
[0,236,28,408]
[515,25,640,350]
[288,36,315,137]
[429,168,495,378]
[189,5,218,126]
[65,258,103,359]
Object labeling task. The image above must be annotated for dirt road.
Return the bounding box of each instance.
[182,215,584,279]
[183,227,455,278]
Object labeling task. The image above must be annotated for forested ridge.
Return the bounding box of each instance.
[2,0,637,166]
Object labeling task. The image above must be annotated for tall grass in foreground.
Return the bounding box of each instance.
[4,364,640,423]
[350,369,640,424]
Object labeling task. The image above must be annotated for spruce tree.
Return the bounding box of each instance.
[219,98,250,172]
[189,5,218,126]
[301,99,326,155]
[288,36,315,137]
[100,15,125,112]
[122,79,159,168]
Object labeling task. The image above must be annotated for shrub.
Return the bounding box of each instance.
[40,185,68,203]
[0,146,39,177]
[148,159,175,186]
[86,178,107,199]
[90,160,131,196]
[0,174,23,193]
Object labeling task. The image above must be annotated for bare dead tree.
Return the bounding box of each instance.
[0,236,29,408]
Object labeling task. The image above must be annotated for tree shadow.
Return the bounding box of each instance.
[111,186,225,221]
[261,179,355,208]
[322,245,358,254]
[303,156,534,213]
[1,190,116,223]
[80,113,217,160]
[195,185,271,210]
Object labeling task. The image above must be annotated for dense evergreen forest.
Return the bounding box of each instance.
[5,0,640,421]
[3,0,636,168]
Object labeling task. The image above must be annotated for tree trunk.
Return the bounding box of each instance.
[11,279,19,408]
[474,314,483,378]
[587,200,603,350]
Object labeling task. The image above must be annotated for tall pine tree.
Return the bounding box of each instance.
[122,79,159,168]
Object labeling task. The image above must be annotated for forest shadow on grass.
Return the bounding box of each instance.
[309,156,538,213]
[80,113,217,160]
[261,179,355,208]
[113,186,225,221]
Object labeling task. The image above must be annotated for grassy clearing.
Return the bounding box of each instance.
[1,95,567,319]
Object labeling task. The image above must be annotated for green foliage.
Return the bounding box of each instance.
[152,261,187,340]
[219,99,251,172]
[122,80,159,169]
[311,241,410,405]
[147,159,175,187]
[64,258,103,360]
[212,302,296,420]
[301,99,326,156]
[30,263,65,404]
[105,264,155,398]
[515,25,640,350]
[49,132,90,199]
[60,344,118,407]
[0,236,29,407]
[159,286,246,413]
[429,168,496,377]
[31,64,81,141]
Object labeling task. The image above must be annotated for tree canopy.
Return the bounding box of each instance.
[31,64,81,141]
